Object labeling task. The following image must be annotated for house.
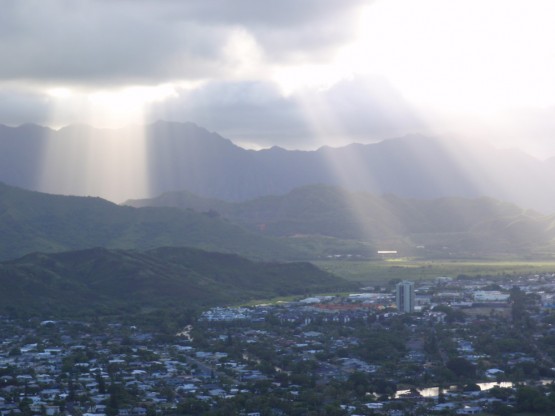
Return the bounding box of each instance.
[456,406,482,415]
[485,368,504,379]
[431,403,457,412]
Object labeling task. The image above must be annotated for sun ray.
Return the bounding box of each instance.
[38,85,177,202]
[293,87,396,246]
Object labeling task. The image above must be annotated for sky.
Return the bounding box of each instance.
[1,0,555,158]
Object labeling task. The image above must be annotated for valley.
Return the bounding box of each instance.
[4,1,555,413]
[1,123,555,415]
[315,259,555,284]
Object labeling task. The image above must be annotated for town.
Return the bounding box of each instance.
[2,271,555,416]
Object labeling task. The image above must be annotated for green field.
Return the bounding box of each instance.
[314,259,555,285]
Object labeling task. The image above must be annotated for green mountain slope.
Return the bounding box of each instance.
[0,182,300,261]
[126,185,555,258]
[0,246,354,315]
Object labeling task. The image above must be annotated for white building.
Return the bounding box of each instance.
[396,281,415,313]
[473,291,510,302]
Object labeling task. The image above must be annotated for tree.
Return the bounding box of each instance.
[510,286,527,324]
[488,401,515,416]
[95,370,106,394]
[463,383,480,392]
[8,348,21,357]
[516,385,551,413]
[177,397,210,415]
[446,357,475,379]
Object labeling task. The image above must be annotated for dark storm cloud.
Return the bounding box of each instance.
[154,0,365,27]
[147,76,424,148]
[153,0,370,61]
[0,1,227,84]
[0,0,426,149]
[0,0,368,85]
[148,81,314,145]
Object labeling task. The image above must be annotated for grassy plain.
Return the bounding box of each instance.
[314,258,555,285]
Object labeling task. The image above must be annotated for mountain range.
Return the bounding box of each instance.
[1,121,555,212]
[1,179,554,261]
[126,184,555,258]
[4,120,554,316]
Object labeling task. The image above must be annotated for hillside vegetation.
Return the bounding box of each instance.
[126,184,555,259]
[0,182,301,261]
[0,246,355,316]
[2,180,554,262]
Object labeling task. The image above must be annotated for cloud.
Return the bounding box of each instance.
[0,0,367,86]
[0,88,51,126]
[0,2,223,84]
[2,0,555,158]
[146,75,425,148]
[0,75,424,150]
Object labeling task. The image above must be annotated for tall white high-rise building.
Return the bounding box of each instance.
[396,281,415,313]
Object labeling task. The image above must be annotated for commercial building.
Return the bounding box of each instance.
[396,281,415,313]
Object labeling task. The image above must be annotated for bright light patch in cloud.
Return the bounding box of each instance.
[86,85,178,127]
[272,64,351,96]
[44,85,178,129]
[352,0,555,113]
[47,88,73,99]
[1,0,555,159]
[222,27,265,80]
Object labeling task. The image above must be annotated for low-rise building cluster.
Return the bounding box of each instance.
[2,271,555,415]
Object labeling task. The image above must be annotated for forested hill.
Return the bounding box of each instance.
[0,182,300,261]
[0,246,355,316]
[126,185,555,258]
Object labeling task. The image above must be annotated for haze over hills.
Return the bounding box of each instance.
[126,185,555,258]
[0,246,353,315]
[3,179,554,261]
[0,182,301,261]
[1,121,555,212]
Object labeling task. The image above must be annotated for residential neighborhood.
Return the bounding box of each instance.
[2,271,555,415]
